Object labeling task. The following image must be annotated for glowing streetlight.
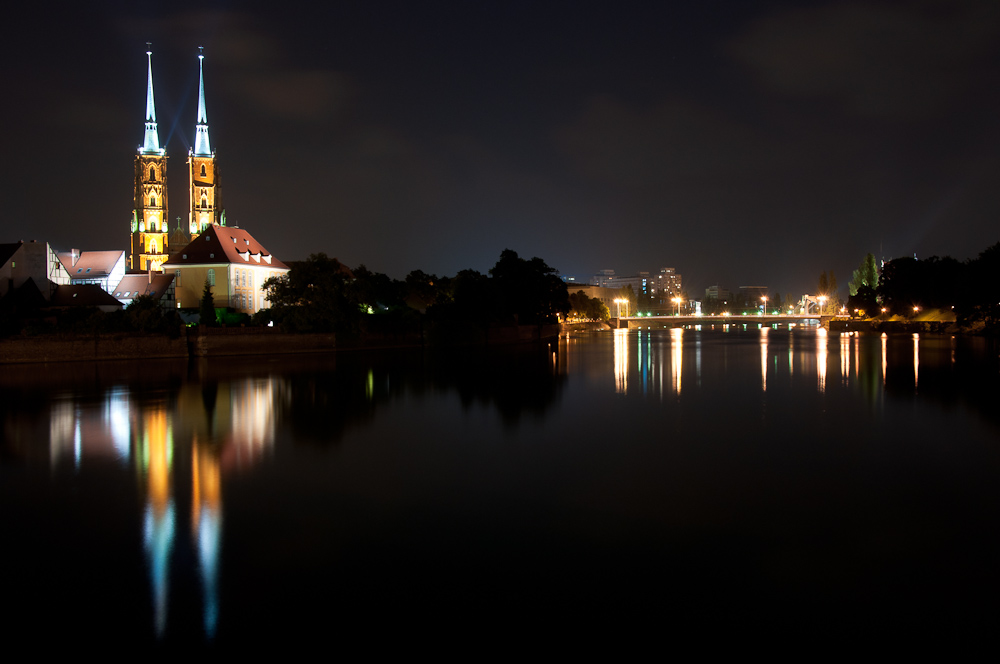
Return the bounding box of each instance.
[614,298,630,318]
[818,295,827,316]
[672,296,682,316]
[761,295,768,316]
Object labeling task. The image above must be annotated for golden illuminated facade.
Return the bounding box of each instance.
[130,49,170,272]
[188,48,224,240]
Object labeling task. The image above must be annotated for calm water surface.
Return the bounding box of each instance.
[3,327,1000,645]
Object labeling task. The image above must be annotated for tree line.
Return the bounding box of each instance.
[846,243,1000,328]
[254,249,572,337]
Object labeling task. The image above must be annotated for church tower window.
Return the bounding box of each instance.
[201,164,207,177]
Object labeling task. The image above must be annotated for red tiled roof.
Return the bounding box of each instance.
[57,250,125,277]
[163,225,288,269]
[113,273,175,299]
[49,284,123,308]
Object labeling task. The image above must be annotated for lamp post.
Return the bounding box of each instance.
[761,295,768,316]
[672,297,682,316]
[818,295,827,316]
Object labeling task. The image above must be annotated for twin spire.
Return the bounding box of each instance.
[141,47,161,155]
[139,46,212,156]
[194,46,212,156]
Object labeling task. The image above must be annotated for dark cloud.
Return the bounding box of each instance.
[728,1,1000,119]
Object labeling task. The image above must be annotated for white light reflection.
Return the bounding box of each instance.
[840,333,850,383]
[854,333,860,379]
[228,378,278,468]
[881,332,888,384]
[817,328,828,392]
[760,327,769,392]
[670,328,683,395]
[913,333,920,388]
[106,387,131,461]
[614,328,628,393]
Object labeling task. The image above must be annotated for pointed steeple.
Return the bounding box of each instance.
[141,45,163,155]
[194,47,212,156]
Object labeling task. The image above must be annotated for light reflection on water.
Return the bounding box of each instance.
[2,331,1000,644]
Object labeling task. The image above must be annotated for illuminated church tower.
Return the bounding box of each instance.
[188,47,224,240]
[130,47,169,272]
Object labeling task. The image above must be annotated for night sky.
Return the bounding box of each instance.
[5,0,1000,297]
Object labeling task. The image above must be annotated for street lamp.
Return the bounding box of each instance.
[613,298,629,318]
[672,296,682,316]
[761,295,768,316]
[818,295,827,316]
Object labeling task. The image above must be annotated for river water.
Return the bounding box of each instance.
[3,326,999,645]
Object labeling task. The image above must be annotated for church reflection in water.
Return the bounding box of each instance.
[45,372,282,640]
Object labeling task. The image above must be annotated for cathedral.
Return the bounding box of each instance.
[128,47,224,272]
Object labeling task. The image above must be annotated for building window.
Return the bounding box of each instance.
[201,193,207,208]
[150,165,156,181]
[150,195,156,207]
[175,270,181,287]
[207,268,215,286]
[200,164,206,177]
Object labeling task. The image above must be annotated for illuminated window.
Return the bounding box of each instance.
[201,193,207,208]
[207,268,215,286]
[150,195,156,207]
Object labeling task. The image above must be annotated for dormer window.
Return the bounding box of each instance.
[205,236,211,241]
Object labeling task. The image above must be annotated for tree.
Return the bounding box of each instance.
[127,294,179,334]
[568,290,610,322]
[199,279,217,326]
[260,253,355,333]
[849,253,879,296]
[489,249,569,325]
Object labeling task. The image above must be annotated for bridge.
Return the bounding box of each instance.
[612,314,835,329]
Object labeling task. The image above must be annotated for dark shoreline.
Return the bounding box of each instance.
[0,323,564,365]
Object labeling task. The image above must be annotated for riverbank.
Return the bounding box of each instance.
[0,322,564,364]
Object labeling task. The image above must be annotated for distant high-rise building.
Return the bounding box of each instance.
[129,48,170,272]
